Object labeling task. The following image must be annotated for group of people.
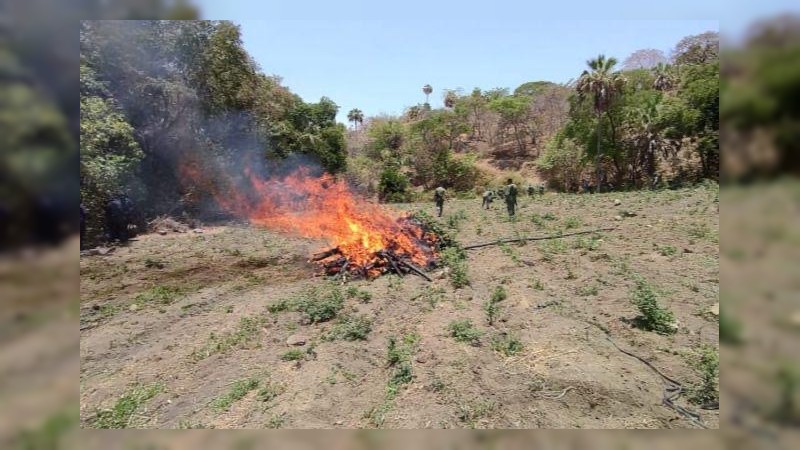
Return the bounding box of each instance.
[435,178,543,218]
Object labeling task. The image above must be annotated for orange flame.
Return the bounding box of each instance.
[179,162,437,273]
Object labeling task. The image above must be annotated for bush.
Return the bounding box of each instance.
[447,319,483,346]
[537,137,587,192]
[378,166,411,203]
[631,278,676,334]
[326,314,372,341]
[688,346,719,406]
[491,334,524,356]
[293,285,344,323]
[441,247,469,288]
[483,286,507,325]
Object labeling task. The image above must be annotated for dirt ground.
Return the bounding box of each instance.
[79,185,719,429]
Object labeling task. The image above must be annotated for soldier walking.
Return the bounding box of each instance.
[434,186,446,217]
[505,178,518,217]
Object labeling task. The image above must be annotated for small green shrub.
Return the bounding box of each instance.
[483,286,507,325]
[281,349,306,361]
[267,299,290,313]
[441,247,470,288]
[447,209,468,230]
[688,346,719,406]
[657,244,678,256]
[134,285,186,306]
[491,334,524,356]
[631,278,676,334]
[212,378,259,412]
[563,216,582,229]
[92,383,164,428]
[345,286,372,303]
[326,314,372,341]
[294,285,344,323]
[447,319,483,346]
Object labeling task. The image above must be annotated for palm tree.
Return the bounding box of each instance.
[443,90,457,108]
[652,63,676,92]
[422,84,433,104]
[576,54,626,193]
[346,108,364,131]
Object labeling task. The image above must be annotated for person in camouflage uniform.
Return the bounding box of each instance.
[527,185,535,196]
[434,186,446,217]
[482,189,494,209]
[505,178,518,217]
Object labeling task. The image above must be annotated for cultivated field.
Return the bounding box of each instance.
[79,184,719,429]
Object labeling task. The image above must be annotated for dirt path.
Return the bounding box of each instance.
[80,185,719,428]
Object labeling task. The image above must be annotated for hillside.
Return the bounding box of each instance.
[80,185,719,428]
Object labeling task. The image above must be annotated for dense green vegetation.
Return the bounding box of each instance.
[79,21,347,242]
[347,31,720,197]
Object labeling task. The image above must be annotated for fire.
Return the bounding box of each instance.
[180,161,439,278]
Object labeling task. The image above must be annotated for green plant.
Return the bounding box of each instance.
[266,413,286,428]
[345,286,372,303]
[326,314,372,341]
[447,319,483,346]
[412,286,446,308]
[631,278,676,334]
[134,285,186,306]
[447,209,468,230]
[190,315,267,361]
[386,333,418,367]
[483,286,507,325]
[387,363,413,397]
[657,244,678,256]
[267,299,290,313]
[92,383,164,428]
[531,279,544,290]
[574,235,602,251]
[563,216,582,229]
[490,286,507,303]
[281,349,306,361]
[483,298,501,325]
[688,346,719,406]
[294,285,344,323]
[441,247,470,288]
[578,284,599,296]
[212,378,259,412]
[457,399,496,428]
[491,334,524,356]
[256,381,284,403]
[378,166,411,203]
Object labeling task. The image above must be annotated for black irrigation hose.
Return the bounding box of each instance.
[602,333,709,429]
[462,227,617,250]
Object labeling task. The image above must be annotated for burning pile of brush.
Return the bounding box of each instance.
[310,216,441,281]
[179,163,443,281]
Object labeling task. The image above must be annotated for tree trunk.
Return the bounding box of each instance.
[596,111,602,194]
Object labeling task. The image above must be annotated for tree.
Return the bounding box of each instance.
[623,49,667,70]
[652,63,677,91]
[576,54,626,192]
[422,84,432,104]
[489,96,531,155]
[672,31,719,66]
[347,108,364,131]
[443,90,457,108]
[514,81,556,97]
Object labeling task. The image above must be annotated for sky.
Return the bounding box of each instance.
[193,0,797,123]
